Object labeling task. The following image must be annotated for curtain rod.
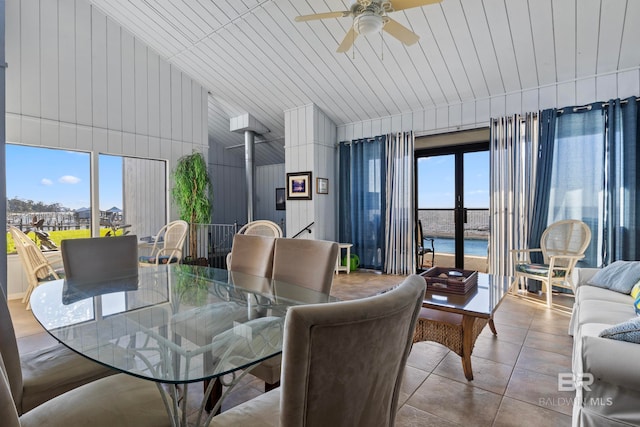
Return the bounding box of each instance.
[557,96,640,114]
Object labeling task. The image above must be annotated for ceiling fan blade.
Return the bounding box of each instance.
[295,11,350,22]
[389,0,442,12]
[337,27,359,53]
[383,18,420,45]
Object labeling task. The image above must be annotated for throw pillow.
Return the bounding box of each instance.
[599,317,640,343]
[588,261,640,294]
[631,280,640,300]
[635,294,640,316]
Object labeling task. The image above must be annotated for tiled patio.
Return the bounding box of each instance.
[9,270,575,426]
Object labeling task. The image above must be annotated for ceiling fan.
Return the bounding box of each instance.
[294,0,443,53]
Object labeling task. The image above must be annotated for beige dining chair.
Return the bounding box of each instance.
[139,220,188,266]
[172,234,277,411]
[0,287,118,415]
[511,219,591,307]
[226,220,283,269]
[250,238,339,392]
[9,226,63,310]
[210,274,426,427]
[0,351,171,427]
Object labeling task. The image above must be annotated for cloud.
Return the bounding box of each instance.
[41,178,53,186]
[58,175,81,184]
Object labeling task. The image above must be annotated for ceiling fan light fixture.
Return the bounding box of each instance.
[353,12,384,36]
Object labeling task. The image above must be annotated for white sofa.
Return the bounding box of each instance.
[569,268,640,427]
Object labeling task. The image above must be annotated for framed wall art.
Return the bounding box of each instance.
[275,188,286,210]
[286,171,312,200]
[316,177,328,194]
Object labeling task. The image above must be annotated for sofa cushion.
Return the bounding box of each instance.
[588,261,640,294]
[575,285,633,305]
[598,317,640,343]
[578,300,635,327]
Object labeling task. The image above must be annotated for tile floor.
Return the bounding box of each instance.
[9,270,576,426]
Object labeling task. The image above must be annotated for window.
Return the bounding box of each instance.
[6,144,167,254]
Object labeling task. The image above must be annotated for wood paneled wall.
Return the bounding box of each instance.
[4,0,208,298]
[337,69,640,142]
[208,140,246,225]
[284,104,336,241]
[5,0,208,188]
[255,164,286,230]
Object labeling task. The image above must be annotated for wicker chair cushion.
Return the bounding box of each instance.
[138,255,179,264]
[37,269,65,283]
[515,263,567,278]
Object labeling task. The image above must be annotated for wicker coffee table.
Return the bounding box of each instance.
[413,272,511,380]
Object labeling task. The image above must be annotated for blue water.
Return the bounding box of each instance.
[424,237,488,257]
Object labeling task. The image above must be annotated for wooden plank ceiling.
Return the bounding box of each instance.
[87,0,640,165]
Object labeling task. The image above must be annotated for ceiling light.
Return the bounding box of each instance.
[353,12,384,36]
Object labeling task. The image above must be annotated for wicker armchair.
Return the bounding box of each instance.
[8,227,62,310]
[511,219,591,307]
[138,220,188,266]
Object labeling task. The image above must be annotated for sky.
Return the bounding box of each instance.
[6,144,123,211]
[7,144,488,212]
[417,151,489,209]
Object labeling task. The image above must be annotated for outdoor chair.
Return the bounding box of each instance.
[416,219,435,270]
[138,220,188,266]
[8,227,63,310]
[210,274,426,427]
[511,219,591,307]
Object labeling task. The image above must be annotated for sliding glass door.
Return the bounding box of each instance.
[416,143,489,270]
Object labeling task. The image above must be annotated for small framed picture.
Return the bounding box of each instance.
[316,177,328,194]
[275,188,286,210]
[286,171,312,200]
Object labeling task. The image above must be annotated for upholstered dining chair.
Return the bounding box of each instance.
[0,287,118,415]
[226,220,283,269]
[172,234,277,411]
[250,238,339,392]
[210,274,426,427]
[139,220,188,266]
[511,219,591,307]
[0,351,171,427]
[61,235,138,286]
[9,226,63,310]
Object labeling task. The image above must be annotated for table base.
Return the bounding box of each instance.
[412,308,497,380]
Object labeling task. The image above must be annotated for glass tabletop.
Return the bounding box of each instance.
[29,265,336,385]
[422,273,511,317]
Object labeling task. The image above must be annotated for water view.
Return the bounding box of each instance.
[427,237,488,257]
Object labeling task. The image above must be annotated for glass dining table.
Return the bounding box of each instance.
[29,264,335,427]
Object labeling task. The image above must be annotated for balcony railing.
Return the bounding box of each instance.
[418,208,489,239]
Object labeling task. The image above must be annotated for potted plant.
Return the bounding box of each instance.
[171,151,212,265]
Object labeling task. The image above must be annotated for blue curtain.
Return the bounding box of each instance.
[545,103,605,267]
[338,136,386,270]
[528,108,556,265]
[529,98,640,270]
[605,97,640,263]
